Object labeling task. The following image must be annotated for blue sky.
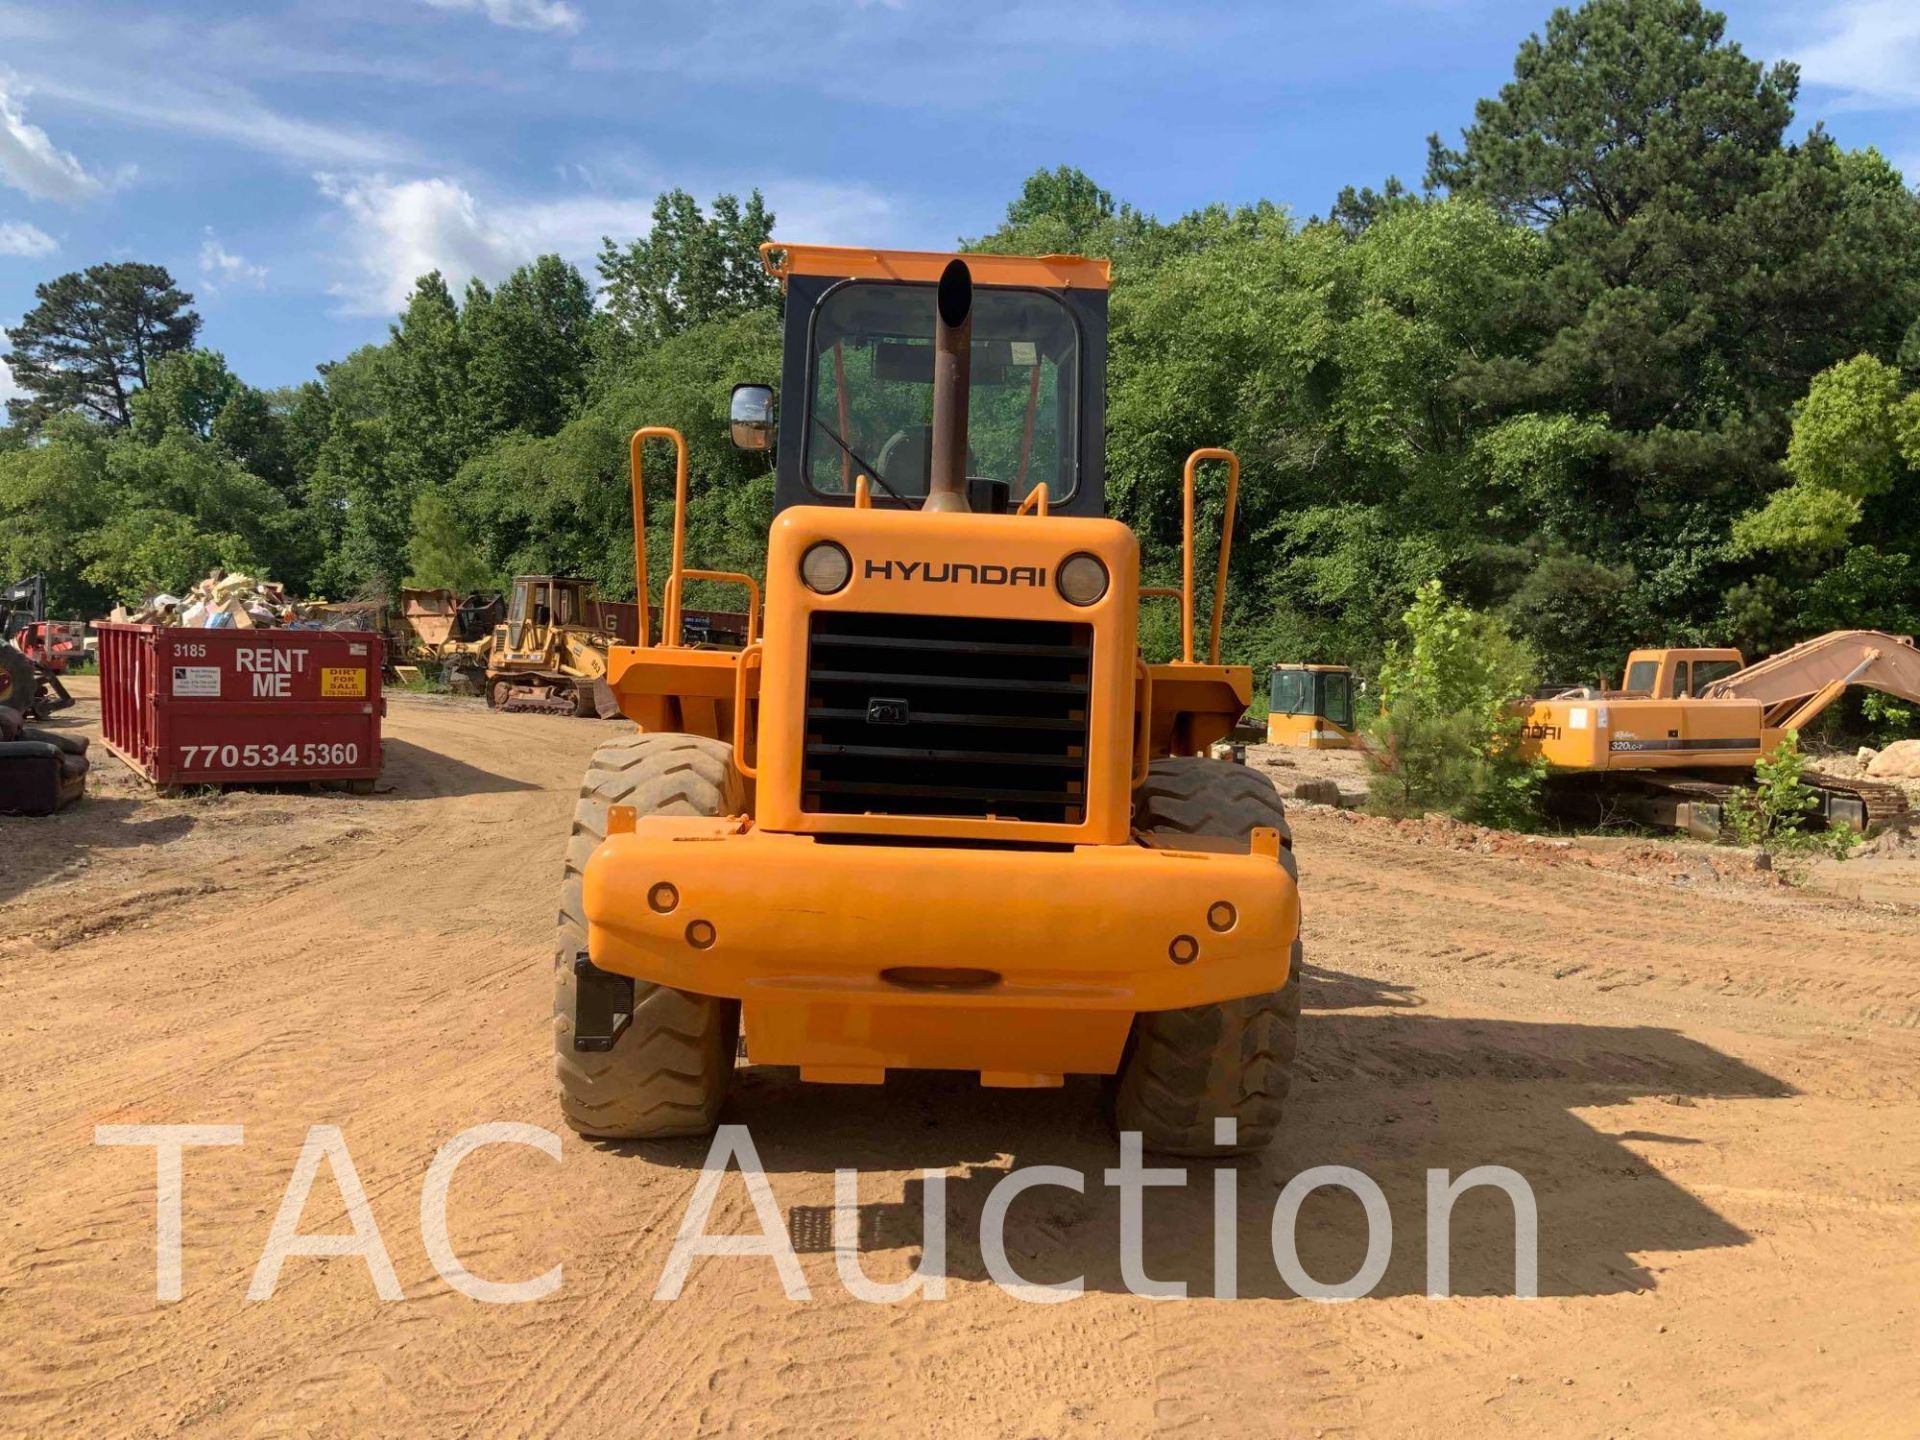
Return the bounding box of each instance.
[3,0,1917,403]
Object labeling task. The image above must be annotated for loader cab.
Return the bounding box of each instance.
[744,246,1111,519]
[1266,664,1361,749]
[1619,648,1745,699]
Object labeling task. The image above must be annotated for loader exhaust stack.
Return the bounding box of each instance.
[925,258,973,514]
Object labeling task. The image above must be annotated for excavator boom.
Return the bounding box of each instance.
[1704,629,1920,732]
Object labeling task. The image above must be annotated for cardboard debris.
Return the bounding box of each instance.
[111,571,312,629]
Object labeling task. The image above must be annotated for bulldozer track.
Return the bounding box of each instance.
[502,693,581,717]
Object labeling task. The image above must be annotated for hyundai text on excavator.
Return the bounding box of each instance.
[554,245,1300,1156]
[1519,631,1920,835]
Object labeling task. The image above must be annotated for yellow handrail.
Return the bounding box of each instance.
[1179,448,1240,665]
[628,427,689,649]
[732,642,764,777]
[662,569,762,647]
[1132,657,1153,787]
[1017,483,1051,517]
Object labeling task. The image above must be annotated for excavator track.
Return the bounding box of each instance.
[1803,770,1911,830]
[1544,768,1906,838]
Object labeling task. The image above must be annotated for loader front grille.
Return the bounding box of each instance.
[803,611,1092,825]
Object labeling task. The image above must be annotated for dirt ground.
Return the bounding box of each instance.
[4,679,1919,1437]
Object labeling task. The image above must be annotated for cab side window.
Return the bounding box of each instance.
[1323,674,1353,727]
[1690,660,1739,695]
[1670,662,1690,699]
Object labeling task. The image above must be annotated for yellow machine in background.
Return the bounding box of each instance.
[553,243,1300,1157]
[1520,632,1920,834]
[487,575,622,716]
[1266,663,1361,748]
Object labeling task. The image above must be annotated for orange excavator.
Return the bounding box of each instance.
[1519,631,1920,835]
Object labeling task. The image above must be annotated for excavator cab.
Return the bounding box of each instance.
[1619,648,1745,699]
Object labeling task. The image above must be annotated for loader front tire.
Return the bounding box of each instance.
[553,732,744,1139]
[1114,758,1300,1156]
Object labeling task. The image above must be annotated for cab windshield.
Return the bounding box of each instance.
[806,282,1079,505]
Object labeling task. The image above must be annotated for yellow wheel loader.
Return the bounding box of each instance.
[555,244,1300,1156]
[1519,632,1920,835]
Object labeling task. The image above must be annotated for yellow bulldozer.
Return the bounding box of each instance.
[1519,631,1920,835]
[553,243,1300,1155]
[486,575,627,717]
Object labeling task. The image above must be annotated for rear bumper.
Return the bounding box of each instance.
[582,818,1299,1083]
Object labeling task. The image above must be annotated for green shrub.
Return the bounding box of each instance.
[1724,731,1847,855]
[1363,580,1543,826]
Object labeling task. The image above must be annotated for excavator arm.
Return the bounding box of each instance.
[1704,630,1920,731]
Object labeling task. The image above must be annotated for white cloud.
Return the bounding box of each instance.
[0,80,103,202]
[0,218,55,256]
[0,355,22,409]
[199,228,268,292]
[1787,0,1920,107]
[420,0,583,34]
[317,172,895,315]
[32,75,409,169]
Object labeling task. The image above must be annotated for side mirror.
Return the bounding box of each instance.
[730,383,776,451]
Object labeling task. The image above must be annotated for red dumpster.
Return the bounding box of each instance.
[96,623,385,792]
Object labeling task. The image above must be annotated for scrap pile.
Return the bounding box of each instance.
[0,701,88,815]
[109,572,309,629]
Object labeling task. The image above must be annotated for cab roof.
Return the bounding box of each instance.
[759,241,1110,291]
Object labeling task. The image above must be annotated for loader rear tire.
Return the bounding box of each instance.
[1114,757,1300,1156]
[0,644,34,715]
[553,732,745,1139]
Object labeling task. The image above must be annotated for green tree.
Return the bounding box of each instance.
[382,271,477,493]
[465,255,594,438]
[130,349,241,441]
[0,417,115,613]
[404,489,497,592]
[1735,354,1920,555]
[596,189,777,348]
[1784,353,1911,495]
[4,262,200,430]
[1364,582,1543,824]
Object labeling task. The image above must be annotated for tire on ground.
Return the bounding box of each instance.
[553,732,745,1139]
[0,644,35,714]
[1113,757,1301,1156]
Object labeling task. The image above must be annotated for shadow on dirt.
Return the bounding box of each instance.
[0,799,195,903]
[603,983,1791,1301]
[375,737,539,798]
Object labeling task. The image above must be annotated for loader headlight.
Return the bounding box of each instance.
[800,541,852,595]
[1057,552,1109,606]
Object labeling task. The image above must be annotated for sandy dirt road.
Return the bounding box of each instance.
[3,681,1919,1437]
